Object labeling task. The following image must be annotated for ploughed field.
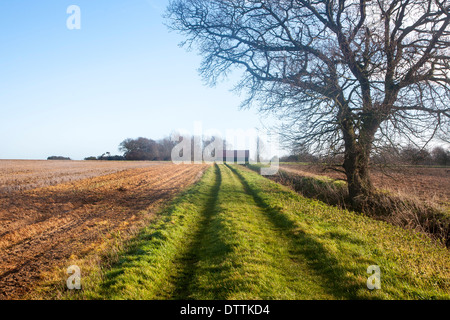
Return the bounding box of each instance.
[0,160,209,299]
[0,160,170,193]
[280,164,450,209]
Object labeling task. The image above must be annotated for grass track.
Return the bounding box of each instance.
[59,164,450,300]
[188,164,333,299]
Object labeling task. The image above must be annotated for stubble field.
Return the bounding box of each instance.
[280,164,450,209]
[0,160,209,299]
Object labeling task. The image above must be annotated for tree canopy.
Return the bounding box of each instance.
[167,0,450,202]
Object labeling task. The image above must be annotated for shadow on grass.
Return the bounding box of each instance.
[246,164,450,249]
[95,167,221,299]
[171,164,223,299]
[228,165,373,300]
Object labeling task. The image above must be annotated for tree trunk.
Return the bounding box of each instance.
[341,121,377,208]
[343,144,373,203]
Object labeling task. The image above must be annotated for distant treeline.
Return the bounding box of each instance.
[47,156,71,161]
[85,136,227,162]
[282,145,450,166]
[374,145,450,166]
[84,154,125,161]
[84,137,176,161]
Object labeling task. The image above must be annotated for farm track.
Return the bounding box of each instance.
[170,165,222,299]
[25,164,450,300]
[158,164,332,299]
[0,164,209,300]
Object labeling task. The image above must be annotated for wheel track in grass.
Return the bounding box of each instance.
[104,163,339,299]
[170,164,222,299]
[200,164,335,299]
[92,164,331,299]
[166,164,334,299]
[225,164,362,299]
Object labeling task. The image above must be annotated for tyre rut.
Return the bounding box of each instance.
[171,164,222,299]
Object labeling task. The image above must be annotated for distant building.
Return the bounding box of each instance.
[217,150,250,163]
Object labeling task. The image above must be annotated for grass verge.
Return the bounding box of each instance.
[247,164,450,248]
[234,165,450,299]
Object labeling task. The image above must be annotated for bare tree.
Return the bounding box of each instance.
[119,137,160,161]
[432,145,450,165]
[158,137,177,161]
[167,0,450,204]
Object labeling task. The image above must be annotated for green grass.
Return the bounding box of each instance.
[186,164,333,299]
[232,165,450,299]
[54,164,449,300]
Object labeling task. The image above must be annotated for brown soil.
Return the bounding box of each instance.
[280,164,450,208]
[0,160,167,193]
[0,162,209,300]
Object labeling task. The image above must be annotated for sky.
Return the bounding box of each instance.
[0,0,277,160]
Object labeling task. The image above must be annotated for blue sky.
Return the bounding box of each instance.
[0,0,274,160]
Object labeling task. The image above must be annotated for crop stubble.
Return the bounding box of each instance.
[0,161,209,299]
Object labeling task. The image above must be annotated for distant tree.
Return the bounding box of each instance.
[371,145,402,165]
[401,145,432,165]
[256,136,264,163]
[202,135,228,161]
[281,146,318,163]
[191,135,203,162]
[47,156,71,161]
[158,137,177,161]
[119,137,160,161]
[432,146,450,166]
[84,156,97,161]
[167,0,450,205]
[202,137,216,157]
[293,146,319,163]
[120,135,226,162]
